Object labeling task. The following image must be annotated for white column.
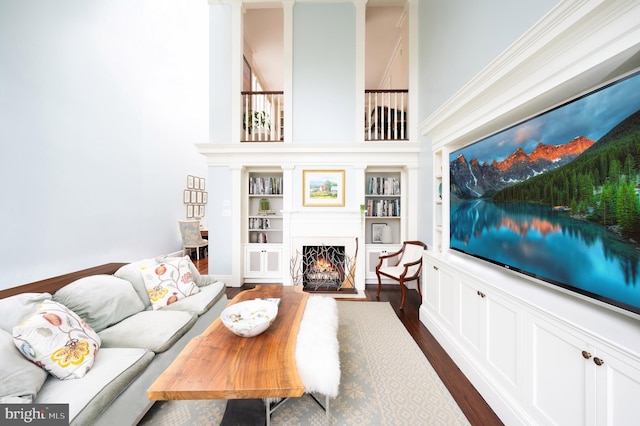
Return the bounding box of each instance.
[281,164,294,285]
[282,0,294,143]
[407,0,419,142]
[354,0,368,141]
[230,165,244,287]
[354,164,367,290]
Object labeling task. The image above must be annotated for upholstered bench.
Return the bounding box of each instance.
[267,295,340,425]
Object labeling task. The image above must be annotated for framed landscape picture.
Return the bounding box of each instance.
[302,170,345,207]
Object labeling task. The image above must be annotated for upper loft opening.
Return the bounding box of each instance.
[241,0,409,142]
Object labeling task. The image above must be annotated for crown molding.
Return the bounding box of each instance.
[419,0,640,151]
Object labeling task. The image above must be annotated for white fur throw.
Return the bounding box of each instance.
[295,296,340,398]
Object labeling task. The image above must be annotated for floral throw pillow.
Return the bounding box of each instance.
[141,256,200,310]
[12,300,101,380]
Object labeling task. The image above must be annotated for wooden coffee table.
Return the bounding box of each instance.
[147,285,309,401]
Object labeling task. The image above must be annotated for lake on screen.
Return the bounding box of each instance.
[450,200,640,311]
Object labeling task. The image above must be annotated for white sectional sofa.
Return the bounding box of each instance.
[0,256,228,426]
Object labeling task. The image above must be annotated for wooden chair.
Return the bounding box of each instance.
[178,220,208,260]
[375,241,427,309]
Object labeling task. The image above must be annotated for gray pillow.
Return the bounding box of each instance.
[114,259,159,309]
[54,275,145,333]
[0,292,52,333]
[0,329,48,403]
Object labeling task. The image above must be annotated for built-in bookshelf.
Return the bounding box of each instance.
[364,170,403,245]
[247,173,283,244]
[433,149,446,252]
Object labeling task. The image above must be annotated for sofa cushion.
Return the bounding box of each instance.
[141,257,200,310]
[0,292,52,333]
[97,310,197,353]
[54,275,145,333]
[13,300,101,380]
[34,348,154,425]
[159,280,226,316]
[0,329,48,403]
[114,258,158,309]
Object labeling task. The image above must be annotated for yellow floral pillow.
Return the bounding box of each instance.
[12,300,101,380]
[141,256,200,310]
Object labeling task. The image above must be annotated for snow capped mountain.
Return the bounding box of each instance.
[450,136,595,200]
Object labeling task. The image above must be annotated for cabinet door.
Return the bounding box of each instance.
[595,346,640,425]
[423,259,440,313]
[528,314,592,426]
[459,277,520,394]
[244,247,264,276]
[459,277,484,356]
[264,247,282,276]
[423,259,456,330]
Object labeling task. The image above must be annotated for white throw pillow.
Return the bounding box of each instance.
[141,256,200,310]
[13,300,101,380]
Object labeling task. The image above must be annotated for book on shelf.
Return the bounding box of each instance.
[366,198,400,217]
[249,177,283,195]
[367,176,400,196]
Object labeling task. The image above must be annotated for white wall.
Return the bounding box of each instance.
[292,3,356,142]
[416,0,561,245]
[0,0,209,290]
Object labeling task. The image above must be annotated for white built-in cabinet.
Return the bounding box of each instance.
[421,252,640,425]
[363,168,406,284]
[528,313,640,426]
[244,170,284,283]
[243,245,282,281]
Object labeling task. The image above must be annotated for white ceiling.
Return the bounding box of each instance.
[243,3,406,91]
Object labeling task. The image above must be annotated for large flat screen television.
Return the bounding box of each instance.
[449,69,640,317]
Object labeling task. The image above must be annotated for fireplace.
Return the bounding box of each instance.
[303,245,345,291]
[290,238,359,293]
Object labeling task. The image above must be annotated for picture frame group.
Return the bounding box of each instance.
[185,175,207,218]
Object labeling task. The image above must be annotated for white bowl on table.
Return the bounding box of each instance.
[220,299,279,337]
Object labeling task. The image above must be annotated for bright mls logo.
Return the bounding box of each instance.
[1,404,68,425]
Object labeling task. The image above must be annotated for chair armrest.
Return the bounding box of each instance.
[399,258,423,279]
[375,248,403,270]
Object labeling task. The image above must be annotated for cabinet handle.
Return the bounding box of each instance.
[594,357,604,366]
[581,350,592,359]
[477,290,486,298]
[433,266,439,271]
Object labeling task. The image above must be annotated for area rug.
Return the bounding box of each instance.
[139,301,470,425]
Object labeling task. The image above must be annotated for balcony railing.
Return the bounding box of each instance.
[365,89,408,141]
[242,91,284,142]
[240,89,408,142]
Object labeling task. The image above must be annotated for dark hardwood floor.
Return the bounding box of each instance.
[193,258,503,426]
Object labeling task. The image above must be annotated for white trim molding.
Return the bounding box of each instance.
[419,0,640,150]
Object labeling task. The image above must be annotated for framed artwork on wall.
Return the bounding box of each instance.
[183,190,190,204]
[187,175,194,189]
[186,205,194,218]
[302,169,345,207]
[372,223,386,243]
